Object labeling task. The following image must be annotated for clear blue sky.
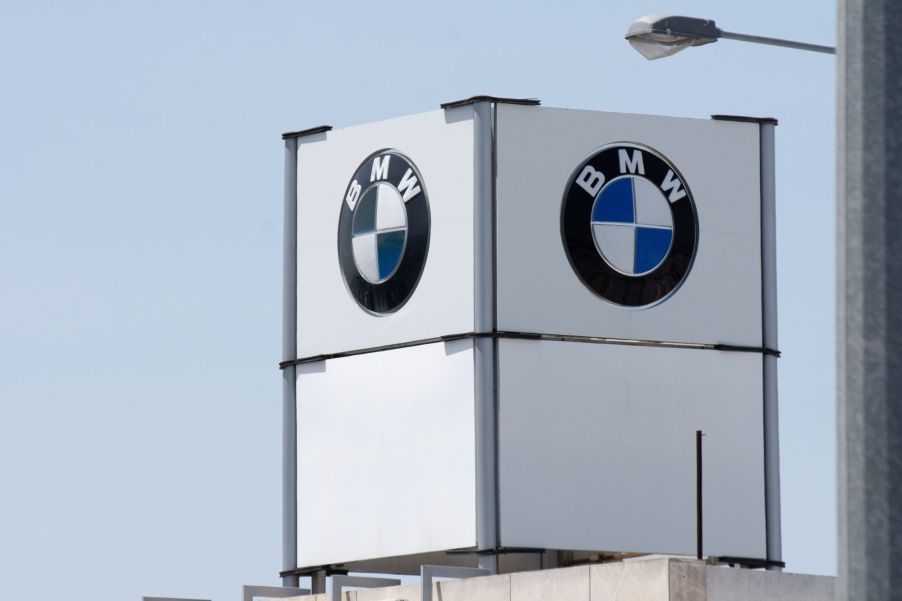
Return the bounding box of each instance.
[0,2,835,600]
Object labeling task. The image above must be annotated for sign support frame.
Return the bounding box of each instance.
[281,125,333,591]
[759,120,783,569]
[472,99,499,573]
[281,106,778,575]
[282,134,299,588]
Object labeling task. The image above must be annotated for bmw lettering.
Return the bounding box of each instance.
[561,143,698,307]
[338,149,430,314]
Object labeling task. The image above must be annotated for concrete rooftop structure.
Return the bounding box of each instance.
[281,558,832,601]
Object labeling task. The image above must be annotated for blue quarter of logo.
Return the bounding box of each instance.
[593,177,634,222]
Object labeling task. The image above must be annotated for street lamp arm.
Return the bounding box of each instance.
[625,14,835,60]
[719,30,835,55]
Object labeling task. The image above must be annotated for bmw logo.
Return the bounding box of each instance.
[338,149,430,314]
[561,143,698,307]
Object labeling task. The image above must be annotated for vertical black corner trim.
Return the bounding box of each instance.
[757,120,782,567]
[490,104,499,333]
[281,135,300,586]
[758,121,770,564]
[490,101,501,553]
[492,333,501,559]
[472,100,498,566]
[696,430,704,561]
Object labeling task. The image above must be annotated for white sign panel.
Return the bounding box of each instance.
[495,105,762,347]
[286,99,777,571]
[497,338,766,559]
[296,108,476,359]
[296,339,477,568]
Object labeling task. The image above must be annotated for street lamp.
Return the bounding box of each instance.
[625,14,835,60]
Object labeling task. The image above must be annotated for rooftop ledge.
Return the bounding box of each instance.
[284,557,833,601]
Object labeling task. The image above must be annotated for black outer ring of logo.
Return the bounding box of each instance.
[337,149,430,314]
[560,142,698,308]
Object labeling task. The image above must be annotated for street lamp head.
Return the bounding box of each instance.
[626,14,722,60]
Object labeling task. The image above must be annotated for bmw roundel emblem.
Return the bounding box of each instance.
[561,143,698,307]
[338,149,430,314]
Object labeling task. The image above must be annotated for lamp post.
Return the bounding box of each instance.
[836,1,902,600]
[625,14,835,60]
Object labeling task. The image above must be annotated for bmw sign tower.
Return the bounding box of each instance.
[280,97,781,587]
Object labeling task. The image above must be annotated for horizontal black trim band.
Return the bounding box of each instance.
[282,125,333,140]
[282,333,467,368]
[445,546,547,556]
[710,114,778,125]
[713,556,786,569]
[279,565,348,578]
[440,95,541,110]
[280,547,546,576]
[279,551,785,577]
[715,343,780,356]
[280,331,780,369]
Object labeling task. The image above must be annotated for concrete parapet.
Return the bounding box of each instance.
[706,566,834,601]
[281,557,833,601]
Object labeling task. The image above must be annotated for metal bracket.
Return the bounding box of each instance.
[243,585,311,601]
[331,575,401,601]
[281,125,333,140]
[420,565,491,601]
[440,95,540,110]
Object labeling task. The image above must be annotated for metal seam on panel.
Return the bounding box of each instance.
[281,333,781,368]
